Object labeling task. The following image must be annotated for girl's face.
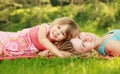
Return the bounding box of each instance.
[49,24,68,42]
[71,32,97,53]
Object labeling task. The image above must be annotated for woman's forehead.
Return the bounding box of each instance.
[71,37,82,51]
[71,36,81,48]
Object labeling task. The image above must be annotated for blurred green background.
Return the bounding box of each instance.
[1,0,120,74]
[0,0,120,36]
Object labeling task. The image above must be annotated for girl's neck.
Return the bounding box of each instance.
[47,33,55,42]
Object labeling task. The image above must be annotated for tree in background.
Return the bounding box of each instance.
[0,0,21,23]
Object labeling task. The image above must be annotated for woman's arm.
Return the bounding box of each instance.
[38,24,64,58]
[98,55,113,60]
[106,40,120,57]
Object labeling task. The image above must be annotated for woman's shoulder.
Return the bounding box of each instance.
[109,29,120,32]
[105,40,120,54]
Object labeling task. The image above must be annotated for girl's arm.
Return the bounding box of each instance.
[37,50,52,57]
[37,50,73,58]
[38,24,64,58]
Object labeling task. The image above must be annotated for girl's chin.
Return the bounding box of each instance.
[48,35,55,41]
[50,38,55,41]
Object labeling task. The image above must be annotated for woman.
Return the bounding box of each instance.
[71,29,120,59]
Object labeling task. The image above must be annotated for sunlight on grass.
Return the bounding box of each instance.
[0,57,120,74]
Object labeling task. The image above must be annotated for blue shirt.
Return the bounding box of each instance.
[98,30,120,56]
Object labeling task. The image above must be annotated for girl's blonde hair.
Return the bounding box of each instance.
[50,17,80,38]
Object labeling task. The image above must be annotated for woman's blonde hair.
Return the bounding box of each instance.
[56,39,98,58]
[50,17,80,38]
[55,39,79,56]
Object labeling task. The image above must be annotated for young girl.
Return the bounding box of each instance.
[0,17,80,59]
[70,30,120,59]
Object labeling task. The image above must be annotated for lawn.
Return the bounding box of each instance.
[0,57,120,74]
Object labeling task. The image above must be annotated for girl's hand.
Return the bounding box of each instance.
[60,51,73,57]
[38,50,52,57]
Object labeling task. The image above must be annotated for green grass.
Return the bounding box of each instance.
[0,57,120,74]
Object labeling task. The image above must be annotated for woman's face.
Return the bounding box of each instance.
[71,32,97,53]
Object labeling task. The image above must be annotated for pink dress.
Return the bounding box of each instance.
[0,24,50,57]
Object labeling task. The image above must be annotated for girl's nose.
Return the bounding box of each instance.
[56,33,60,35]
[56,31,61,35]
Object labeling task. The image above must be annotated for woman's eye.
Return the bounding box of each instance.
[62,32,65,37]
[78,35,81,39]
[82,43,85,48]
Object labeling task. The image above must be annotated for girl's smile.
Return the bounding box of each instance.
[49,24,69,42]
